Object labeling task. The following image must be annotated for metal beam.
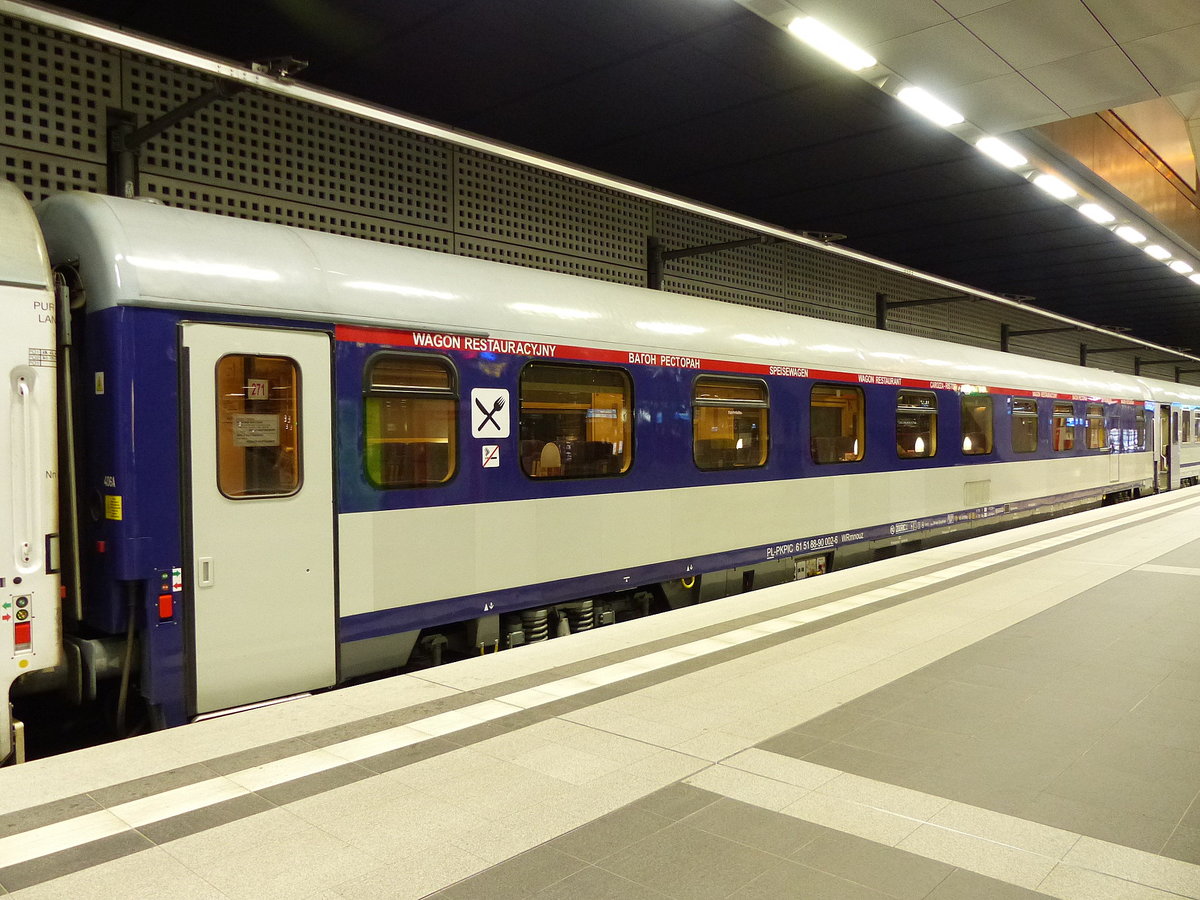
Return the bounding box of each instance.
[1134,357,1179,375]
[1080,344,1135,366]
[876,292,971,331]
[1000,324,1080,352]
[108,79,247,197]
[647,235,778,290]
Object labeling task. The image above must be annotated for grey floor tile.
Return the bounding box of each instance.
[1181,797,1200,830]
[729,859,892,899]
[359,736,460,774]
[88,762,220,808]
[901,765,1041,818]
[681,797,828,857]
[1043,761,1196,823]
[801,741,926,785]
[755,729,829,760]
[0,831,154,892]
[1146,672,1200,704]
[1020,791,1176,853]
[1006,692,1128,733]
[548,805,672,864]
[1161,824,1200,865]
[925,868,1054,899]
[931,661,1047,696]
[531,865,673,899]
[1077,736,1200,788]
[444,721,515,747]
[0,793,104,839]
[836,716,983,766]
[630,783,720,821]
[138,792,276,845]
[882,683,1033,737]
[301,713,403,749]
[428,845,587,899]
[204,736,318,775]
[791,830,955,900]
[599,821,781,900]
[791,708,876,741]
[255,761,375,805]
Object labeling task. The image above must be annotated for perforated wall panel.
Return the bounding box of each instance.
[454,150,649,266]
[1,14,112,199]
[0,9,1190,383]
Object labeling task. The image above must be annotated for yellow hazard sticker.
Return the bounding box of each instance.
[104,495,123,521]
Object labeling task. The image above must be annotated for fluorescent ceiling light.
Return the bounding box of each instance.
[1115,225,1146,244]
[1032,174,1076,200]
[1144,244,1171,260]
[896,86,964,127]
[1078,203,1115,224]
[1169,260,1194,274]
[975,137,1026,168]
[787,17,877,71]
[1191,274,1200,285]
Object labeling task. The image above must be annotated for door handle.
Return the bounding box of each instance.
[198,556,214,587]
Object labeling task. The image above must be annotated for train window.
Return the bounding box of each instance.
[1086,404,1105,450]
[1133,408,1147,451]
[519,363,631,478]
[896,391,937,458]
[1052,402,1075,452]
[693,377,769,470]
[364,355,457,488]
[216,354,302,499]
[1011,399,1039,453]
[811,384,864,463]
[960,395,993,455]
[1184,410,1192,443]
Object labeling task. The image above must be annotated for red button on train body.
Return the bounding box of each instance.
[158,593,173,620]
[13,622,31,647]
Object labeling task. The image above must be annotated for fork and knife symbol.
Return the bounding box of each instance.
[475,395,505,432]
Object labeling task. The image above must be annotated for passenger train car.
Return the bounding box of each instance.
[3,181,1199,759]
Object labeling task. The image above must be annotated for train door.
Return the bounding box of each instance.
[1169,403,1182,490]
[181,323,336,714]
[1155,403,1181,492]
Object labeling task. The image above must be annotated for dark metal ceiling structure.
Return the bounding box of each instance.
[36,0,1200,351]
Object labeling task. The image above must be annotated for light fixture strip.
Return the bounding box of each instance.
[896,86,964,127]
[787,17,877,71]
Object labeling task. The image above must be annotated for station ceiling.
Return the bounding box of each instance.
[39,0,1200,356]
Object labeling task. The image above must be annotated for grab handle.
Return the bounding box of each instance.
[11,367,39,570]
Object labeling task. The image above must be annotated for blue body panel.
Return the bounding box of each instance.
[82,308,1153,725]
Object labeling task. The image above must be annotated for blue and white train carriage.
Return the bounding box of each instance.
[2,181,1199,756]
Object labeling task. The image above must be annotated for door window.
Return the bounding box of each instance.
[215,354,301,498]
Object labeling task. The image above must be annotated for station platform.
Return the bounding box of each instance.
[1,490,1200,899]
